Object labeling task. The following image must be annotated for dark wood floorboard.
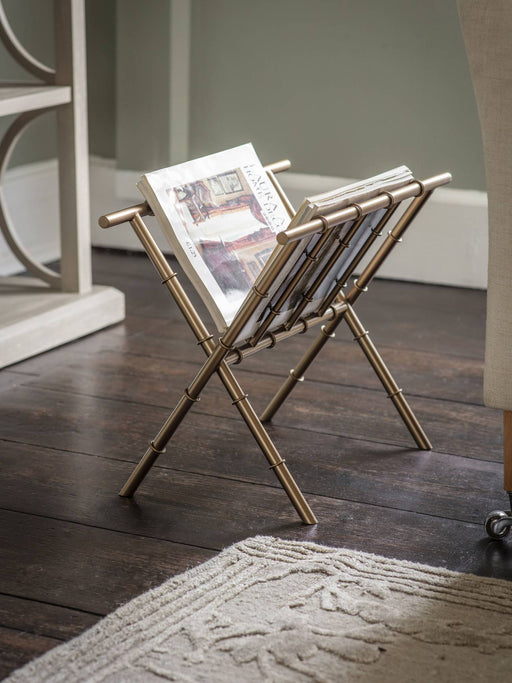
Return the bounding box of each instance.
[0,248,509,678]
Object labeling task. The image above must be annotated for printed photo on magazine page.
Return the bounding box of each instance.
[138,144,291,331]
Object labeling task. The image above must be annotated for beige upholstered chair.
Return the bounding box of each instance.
[458,1,512,538]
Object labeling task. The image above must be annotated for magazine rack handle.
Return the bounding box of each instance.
[276,172,452,245]
[98,202,151,229]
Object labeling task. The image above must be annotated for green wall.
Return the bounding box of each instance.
[87,0,117,160]
[0,0,116,165]
[0,0,56,167]
[115,0,172,171]
[189,0,485,189]
[0,0,485,191]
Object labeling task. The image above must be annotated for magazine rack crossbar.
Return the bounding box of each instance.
[100,162,451,525]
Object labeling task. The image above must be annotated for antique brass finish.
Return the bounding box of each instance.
[266,168,295,217]
[110,209,317,524]
[100,164,451,526]
[285,214,367,328]
[226,300,346,364]
[264,159,291,175]
[98,202,152,228]
[277,173,452,245]
[251,217,337,344]
[343,305,431,450]
[317,203,400,316]
[260,314,337,423]
[260,174,448,431]
[346,190,435,302]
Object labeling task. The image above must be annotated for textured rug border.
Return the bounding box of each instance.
[5,535,512,682]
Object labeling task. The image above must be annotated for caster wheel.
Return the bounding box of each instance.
[485,510,512,540]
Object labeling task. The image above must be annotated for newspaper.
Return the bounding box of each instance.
[137,143,291,331]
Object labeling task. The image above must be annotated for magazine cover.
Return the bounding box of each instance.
[138,144,291,331]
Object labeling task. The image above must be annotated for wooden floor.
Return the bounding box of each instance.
[1,249,511,677]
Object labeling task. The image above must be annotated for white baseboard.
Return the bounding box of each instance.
[0,157,489,289]
[0,156,174,276]
[90,157,174,254]
[281,172,488,289]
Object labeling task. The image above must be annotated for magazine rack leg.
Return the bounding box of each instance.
[343,305,431,450]
[261,320,336,423]
[261,303,430,450]
[117,212,316,524]
[217,363,317,524]
[262,190,433,451]
[119,347,226,498]
[120,352,317,524]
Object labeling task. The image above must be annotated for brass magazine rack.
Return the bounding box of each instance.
[99,161,452,525]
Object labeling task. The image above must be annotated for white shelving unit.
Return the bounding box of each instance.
[0,0,124,368]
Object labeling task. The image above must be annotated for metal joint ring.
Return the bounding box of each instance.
[321,325,336,339]
[387,230,403,243]
[352,202,363,218]
[196,334,214,345]
[387,388,403,399]
[232,393,249,406]
[298,317,308,334]
[184,388,201,402]
[266,331,277,349]
[318,215,329,234]
[353,278,369,293]
[269,458,286,470]
[381,190,395,206]
[353,330,369,341]
[150,441,166,455]
[253,285,269,299]
[415,179,426,195]
[290,368,305,382]
[161,273,178,285]
[218,338,233,351]
[232,348,244,365]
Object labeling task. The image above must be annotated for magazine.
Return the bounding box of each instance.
[137,143,291,331]
[235,165,414,341]
[138,144,414,343]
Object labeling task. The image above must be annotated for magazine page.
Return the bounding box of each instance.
[137,143,291,332]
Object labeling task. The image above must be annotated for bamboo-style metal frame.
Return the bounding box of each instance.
[99,161,452,525]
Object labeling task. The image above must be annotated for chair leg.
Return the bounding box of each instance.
[343,305,432,450]
[484,411,512,539]
[504,411,512,497]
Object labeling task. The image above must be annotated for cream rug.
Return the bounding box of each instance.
[6,536,512,682]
